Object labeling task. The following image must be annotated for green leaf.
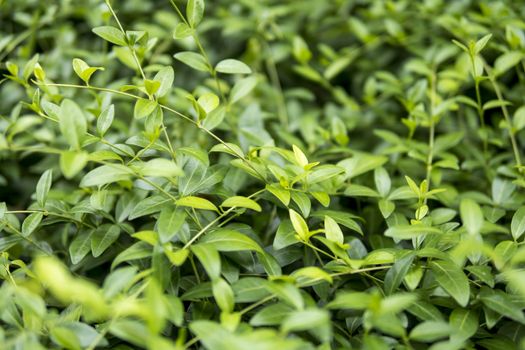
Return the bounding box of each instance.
[177,196,218,211]
[59,99,87,149]
[60,151,89,179]
[91,224,120,258]
[174,51,209,72]
[133,98,158,119]
[200,229,263,253]
[473,33,492,54]
[36,169,52,207]
[289,209,309,241]
[384,253,415,295]
[109,319,147,347]
[450,308,478,342]
[186,0,205,28]
[460,198,483,235]
[97,105,114,136]
[70,231,93,264]
[21,212,43,237]
[0,202,6,220]
[173,22,193,39]
[153,66,174,98]
[80,164,133,187]
[50,327,81,350]
[281,308,331,342]
[72,58,103,84]
[212,278,234,312]
[157,207,186,243]
[164,247,189,266]
[291,266,333,285]
[478,287,525,324]
[215,59,252,74]
[324,215,343,244]
[292,144,308,167]
[494,51,523,76]
[92,26,127,46]
[144,79,160,96]
[250,303,292,326]
[338,153,387,179]
[374,167,391,197]
[230,76,258,103]
[511,206,525,241]
[197,92,220,114]
[409,321,450,342]
[137,158,183,178]
[326,291,372,310]
[129,195,170,220]
[221,196,261,212]
[292,36,312,64]
[385,225,441,240]
[430,260,470,307]
[266,184,290,206]
[191,243,221,280]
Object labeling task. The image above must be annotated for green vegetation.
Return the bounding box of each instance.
[2,0,525,349]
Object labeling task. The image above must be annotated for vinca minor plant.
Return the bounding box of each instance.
[2,0,525,349]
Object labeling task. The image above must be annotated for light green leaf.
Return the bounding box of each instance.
[186,0,205,28]
[133,98,158,119]
[215,59,252,74]
[200,228,263,253]
[197,92,220,114]
[460,198,483,235]
[374,167,391,197]
[177,196,218,211]
[174,51,209,72]
[50,327,81,350]
[80,164,133,187]
[173,23,193,39]
[409,321,450,342]
[92,26,127,46]
[266,184,290,206]
[221,196,261,212]
[230,76,258,103]
[326,291,372,310]
[511,206,525,241]
[212,278,234,312]
[153,66,174,98]
[450,308,478,342]
[138,158,183,178]
[191,243,221,280]
[324,215,343,244]
[385,225,441,240]
[281,308,331,342]
[59,99,87,149]
[21,212,43,237]
[36,169,52,207]
[494,51,523,76]
[60,151,89,179]
[473,33,492,54]
[289,209,309,241]
[97,105,114,136]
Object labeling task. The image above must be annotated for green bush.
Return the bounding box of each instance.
[2,0,525,349]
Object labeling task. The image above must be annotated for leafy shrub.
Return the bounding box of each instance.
[2,0,525,349]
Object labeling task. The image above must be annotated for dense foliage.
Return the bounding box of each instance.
[2,0,525,349]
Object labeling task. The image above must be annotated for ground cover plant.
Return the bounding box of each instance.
[1,0,525,349]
